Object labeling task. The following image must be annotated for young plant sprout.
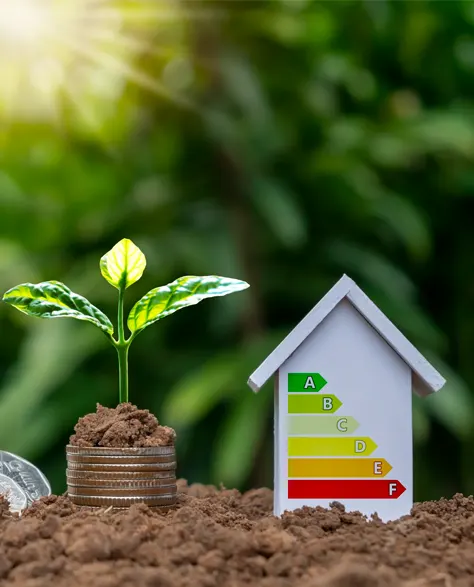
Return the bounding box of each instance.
[2,239,249,404]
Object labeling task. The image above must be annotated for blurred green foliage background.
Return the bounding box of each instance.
[0,0,474,501]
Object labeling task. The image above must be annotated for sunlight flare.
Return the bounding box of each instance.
[0,0,53,46]
[0,0,203,126]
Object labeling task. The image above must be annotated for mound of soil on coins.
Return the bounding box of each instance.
[69,403,176,448]
[0,484,473,587]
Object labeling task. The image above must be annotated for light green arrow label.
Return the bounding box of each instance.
[287,415,359,435]
[288,373,327,392]
[288,394,342,414]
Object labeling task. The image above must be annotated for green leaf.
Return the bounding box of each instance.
[100,238,146,290]
[127,275,249,334]
[162,331,285,429]
[250,176,307,248]
[0,320,108,454]
[212,390,272,488]
[2,281,113,335]
[371,194,431,260]
[326,240,416,301]
[420,356,474,441]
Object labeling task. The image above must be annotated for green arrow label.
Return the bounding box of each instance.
[288,394,342,414]
[287,415,359,435]
[288,373,327,392]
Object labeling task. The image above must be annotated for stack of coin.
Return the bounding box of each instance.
[66,445,177,509]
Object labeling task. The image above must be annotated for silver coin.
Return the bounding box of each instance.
[0,451,51,506]
[0,473,27,512]
[66,445,175,457]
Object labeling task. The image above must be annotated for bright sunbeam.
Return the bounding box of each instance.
[0,0,213,130]
[0,0,52,45]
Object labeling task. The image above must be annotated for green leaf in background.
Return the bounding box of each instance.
[100,238,146,290]
[162,331,285,430]
[2,281,113,335]
[250,176,307,248]
[421,356,474,441]
[212,389,272,488]
[0,320,108,457]
[371,194,431,260]
[127,275,249,334]
[326,241,416,301]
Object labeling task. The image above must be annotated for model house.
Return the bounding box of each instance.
[248,275,446,521]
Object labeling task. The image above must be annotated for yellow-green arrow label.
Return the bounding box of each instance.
[288,394,342,414]
[287,415,359,435]
[288,437,377,457]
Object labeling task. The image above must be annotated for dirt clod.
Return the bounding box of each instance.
[1,486,474,586]
[69,403,176,447]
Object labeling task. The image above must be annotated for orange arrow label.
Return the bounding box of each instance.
[288,458,392,478]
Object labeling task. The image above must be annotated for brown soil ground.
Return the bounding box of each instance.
[69,403,176,448]
[0,483,473,587]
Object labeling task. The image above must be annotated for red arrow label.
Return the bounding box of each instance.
[288,479,406,499]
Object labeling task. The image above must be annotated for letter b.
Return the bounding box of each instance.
[322,397,333,411]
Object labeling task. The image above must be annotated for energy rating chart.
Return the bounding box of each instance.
[286,371,406,503]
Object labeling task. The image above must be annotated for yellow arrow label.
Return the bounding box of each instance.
[288,437,377,457]
[288,458,392,478]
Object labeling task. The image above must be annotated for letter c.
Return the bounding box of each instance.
[337,418,348,432]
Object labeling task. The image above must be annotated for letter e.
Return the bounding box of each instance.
[304,376,315,389]
[355,440,366,453]
[322,397,333,411]
[389,482,397,496]
[373,461,382,475]
[337,418,348,432]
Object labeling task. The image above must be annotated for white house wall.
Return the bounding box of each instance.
[277,298,412,521]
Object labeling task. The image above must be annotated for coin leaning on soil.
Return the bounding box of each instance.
[0,473,28,513]
[0,451,51,508]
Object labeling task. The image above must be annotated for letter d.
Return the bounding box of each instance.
[355,440,366,453]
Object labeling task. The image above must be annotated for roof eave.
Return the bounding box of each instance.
[247,274,354,392]
[247,274,446,396]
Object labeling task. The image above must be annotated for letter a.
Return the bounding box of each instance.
[304,376,316,389]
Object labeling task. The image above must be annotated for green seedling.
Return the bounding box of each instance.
[2,238,249,404]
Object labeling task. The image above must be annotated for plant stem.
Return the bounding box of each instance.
[117,286,129,403]
[117,343,129,403]
[118,286,125,345]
